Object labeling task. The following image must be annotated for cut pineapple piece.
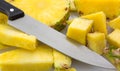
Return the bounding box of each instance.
[87,32,106,54]
[69,0,76,11]
[107,29,120,48]
[0,44,8,50]
[0,12,8,24]
[82,12,107,35]
[0,45,53,71]
[108,16,120,30]
[54,68,76,71]
[74,0,120,19]
[67,18,93,45]
[0,24,36,50]
[53,50,72,69]
[6,0,70,31]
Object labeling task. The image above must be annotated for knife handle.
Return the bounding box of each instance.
[0,1,24,20]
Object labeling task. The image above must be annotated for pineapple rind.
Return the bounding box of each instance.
[67,18,93,45]
[6,0,70,31]
[0,24,36,50]
[0,45,53,71]
[53,50,72,69]
[0,12,8,24]
[74,0,120,19]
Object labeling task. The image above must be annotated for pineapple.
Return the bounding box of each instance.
[54,68,76,71]
[108,16,120,30]
[67,18,93,45]
[87,32,106,54]
[0,24,36,50]
[0,44,8,50]
[74,0,120,19]
[53,50,72,69]
[69,0,76,11]
[0,45,53,71]
[6,0,70,31]
[107,29,120,48]
[0,12,8,24]
[81,12,107,35]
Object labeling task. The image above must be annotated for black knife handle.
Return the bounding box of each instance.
[0,0,24,20]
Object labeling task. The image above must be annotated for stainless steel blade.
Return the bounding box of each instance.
[8,15,115,69]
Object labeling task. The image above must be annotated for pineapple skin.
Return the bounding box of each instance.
[54,68,76,71]
[74,0,120,19]
[107,29,120,48]
[82,12,107,36]
[0,12,8,24]
[7,0,70,31]
[53,50,72,69]
[87,32,106,54]
[108,16,120,30]
[0,45,53,71]
[0,24,36,50]
[67,18,93,45]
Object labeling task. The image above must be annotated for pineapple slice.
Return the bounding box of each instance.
[0,12,8,24]
[81,12,107,35]
[53,50,72,69]
[0,44,8,50]
[108,16,120,30]
[0,45,53,71]
[6,0,70,31]
[54,68,76,71]
[67,18,93,45]
[107,29,120,48]
[69,0,76,11]
[0,24,36,50]
[74,0,120,19]
[87,32,106,54]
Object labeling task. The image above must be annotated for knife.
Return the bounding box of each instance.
[0,1,115,69]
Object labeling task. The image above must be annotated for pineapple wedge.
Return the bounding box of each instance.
[108,16,120,30]
[0,45,53,71]
[67,18,93,45]
[54,68,76,71]
[0,12,8,24]
[74,0,120,19]
[6,0,70,31]
[87,32,106,54]
[53,50,72,69]
[107,29,120,48]
[81,12,107,35]
[0,24,36,50]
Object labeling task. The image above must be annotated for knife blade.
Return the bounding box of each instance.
[0,1,115,69]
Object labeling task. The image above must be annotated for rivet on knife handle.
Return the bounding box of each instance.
[0,0,24,20]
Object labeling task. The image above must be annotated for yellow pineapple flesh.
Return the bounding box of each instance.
[107,29,120,48]
[0,24,36,50]
[53,50,72,69]
[74,0,120,19]
[6,0,70,31]
[0,12,8,24]
[54,68,76,71]
[81,12,107,35]
[0,45,53,71]
[67,18,93,45]
[69,0,76,11]
[87,32,106,54]
[108,16,120,30]
[0,44,8,50]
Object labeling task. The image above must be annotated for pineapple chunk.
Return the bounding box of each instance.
[0,24,36,50]
[69,0,76,11]
[53,50,72,69]
[87,32,106,54]
[108,16,120,30]
[0,44,8,50]
[0,45,53,71]
[74,0,120,19]
[54,68,76,71]
[107,29,120,48]
[0,12,8,24]
[81,12,107,35]
[67,18,93,45]
[6,0,70,31]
